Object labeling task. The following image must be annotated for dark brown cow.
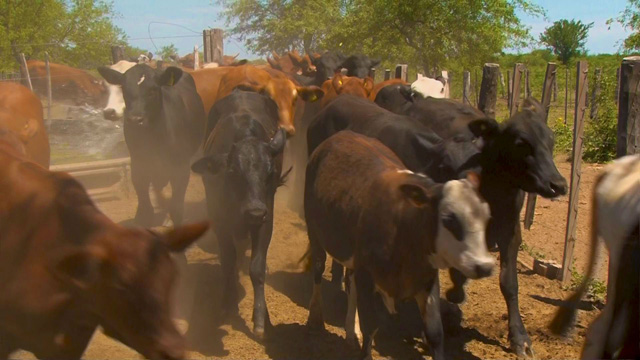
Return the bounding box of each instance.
[0,135,209,360]
[267,51,316,77]
[319,74,374,107]
[368,78,408,101]
[26,60,106,107]
[0,82,50,168]
[305,131,493,360]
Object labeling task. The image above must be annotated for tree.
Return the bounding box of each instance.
[0,0,125,71]
[539,19,593,65]
[158,43,179,61]
[608,0,640,51]
[219,0,544,75]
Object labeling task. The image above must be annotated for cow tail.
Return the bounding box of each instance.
[298,243,312,272]
[549,172,605,335]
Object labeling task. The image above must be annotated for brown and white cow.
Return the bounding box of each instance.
[0,132,209,360]
[550,154,640,359]
[0,82,50,168]
[304,131,493,360]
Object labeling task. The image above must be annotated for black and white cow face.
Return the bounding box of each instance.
[429,173,494,279]
[341,55,381,79]
[192,129,287,226]
[98,64,182,126]
[469,98,568,198]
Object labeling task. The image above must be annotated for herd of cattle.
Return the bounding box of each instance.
[0,49,637,360]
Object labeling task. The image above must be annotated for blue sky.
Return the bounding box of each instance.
[112,0,633,60]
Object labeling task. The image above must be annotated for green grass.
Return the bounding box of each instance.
[519,242,547,260]
[565,265,607,304]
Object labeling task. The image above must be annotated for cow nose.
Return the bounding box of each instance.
[103,108,117,120]
[549,179,568,197]
[128,115,144,125]
[475,263,493,278]
[245,208,267,224]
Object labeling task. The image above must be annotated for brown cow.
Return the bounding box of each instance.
[26,60,106,107]
[0,135,209,360]
[267,51,316,77]
[187,67,235,115]
[216,65,324,134]
[368,78,407,101]
[0,82,50,168]
[320,73,374,107]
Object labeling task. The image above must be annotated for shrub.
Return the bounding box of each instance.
[551,117,574,154]
[583,73,618,163]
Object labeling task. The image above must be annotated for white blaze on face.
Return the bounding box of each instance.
[411,77,446,99]
[103,60,136,119]
[429,179,494,279]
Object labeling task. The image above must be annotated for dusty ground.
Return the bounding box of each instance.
[11,155,603,359]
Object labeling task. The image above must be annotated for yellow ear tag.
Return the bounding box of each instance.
[309,94,317,102]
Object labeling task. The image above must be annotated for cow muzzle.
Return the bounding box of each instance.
[103,108,118,121]
[127,115,145,125]
[245,208,267,225]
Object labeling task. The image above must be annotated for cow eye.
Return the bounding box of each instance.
[442,212,464,241]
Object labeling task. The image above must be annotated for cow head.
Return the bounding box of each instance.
[374,83,419,114]
[234,80,324,135]
[341,55,380,79]
[98,64,182,126]
[52,222,209,360]
[469,97,568,198]
[100,61,136,121]
[411,77,446,99]
[192,129,288,226]
[311,51,347,81]
[331,74,374,98]
[400,172,493,279]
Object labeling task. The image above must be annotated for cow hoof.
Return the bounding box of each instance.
[514,341,536,359]
[445,287,466,304]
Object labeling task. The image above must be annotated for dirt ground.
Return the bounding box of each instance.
[11,156,604,360]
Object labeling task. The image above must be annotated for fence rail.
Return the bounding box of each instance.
[51,158,131,202]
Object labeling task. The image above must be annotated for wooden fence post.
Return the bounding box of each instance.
[478,63,500,118]
[369,68,375,80]
[615,66,621,105]
[525,69,532,97]
[340,68,348,76]
[193,46,200,70]
[111,45,125,64]
[395,64,408,81]
[553,75,558,102]
[507,71,511,108]
[561,60,589,283]
[463,71,471,105]
[617,56,640,157]
[524,62,558,230]
[474,69,480,106]
[384,69,391,81]
[45,52,52,121]
[441,70,450,98]
[590,68,602,119]
[565,66,569,124]
[203,28,224,64]
[19,53,33,91]
[499,71,505,98]
[509,63,524,116]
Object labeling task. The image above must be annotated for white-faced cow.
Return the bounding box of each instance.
[550,154,640,359]
[191,89,288,339]
[101,60,136,121]
[98,64,205,226]
[405,96,568,358]
[305,131,493,360]
[411,75,446,99]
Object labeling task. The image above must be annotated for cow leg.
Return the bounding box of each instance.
[445,268,468,304]
[331,260,345,289]
[168,166,189,226]
[499,224,534,358]
[131,161,154,226]
[417,277,445,360]
[355,269,377,360]
[249,210,274,340]
[345,268,362,348]
[307,228,327,332]
[217,227,239,320]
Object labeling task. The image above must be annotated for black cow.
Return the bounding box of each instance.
[98,64,205,226]
[340,55,380,78]
[305,131,493,360]
[191,89,288,339]
[307,94,479,285]
[405,96,568,358]
[292,51,347,87]
[374,82,421,114]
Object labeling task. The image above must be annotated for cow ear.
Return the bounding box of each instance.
[156,67,183,87]
[297,86,324,102]
[269,128,287,154]
[191,155,226,175]
[19,119,39,142]
[332,73,345,92]
[234,59,248,66]
[363,77,374,94]
[468,119,499,142]
[163,221,210,252]
[52,247,107,290]
[399,183,438,207]
[98,66,124,86]
[399,85,415,102]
